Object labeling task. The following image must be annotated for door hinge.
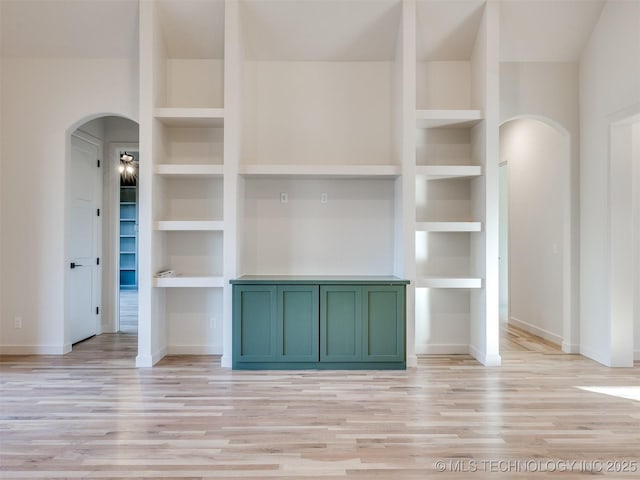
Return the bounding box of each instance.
[97,159,101,168]
[96,208,100,216]
[96,257,100,265]
[96,306,100,315]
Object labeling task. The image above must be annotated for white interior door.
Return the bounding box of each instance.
[69,134,101,344]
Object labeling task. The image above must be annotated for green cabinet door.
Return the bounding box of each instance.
[277,285,319,362]
[320,286,362,362]
[362,286,405,362]
[234,284,319,366]
[233,285,277,364]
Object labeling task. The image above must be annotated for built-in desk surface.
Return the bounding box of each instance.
[231,275,410,285]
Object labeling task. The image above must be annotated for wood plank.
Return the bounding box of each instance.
[1,329,639,478]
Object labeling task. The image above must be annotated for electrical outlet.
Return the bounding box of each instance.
[280,192,288,203]
[14,317,22,329]
[320,192,328,204]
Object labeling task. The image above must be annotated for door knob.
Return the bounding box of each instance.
[70,262,84,269]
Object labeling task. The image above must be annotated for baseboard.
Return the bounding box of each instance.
[580,345,610,367]
[0,344,72,355]
[562,342,580,354]
[406,354,418,368]
[167,345,222,355]
[469,344,502,366]
[135,346,168,367]
[415,344,469,355]
[220,353,232,368]
[509,316,563,346]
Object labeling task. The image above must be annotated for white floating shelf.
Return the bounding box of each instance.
[154,220,224,231]
[416,165,482,179]
[415,277,482,289]
[153,276,224,288]
[239,164,401,178]
[154,164,224,177]
[154,108,224,127]
[416,222,482,232]
[416,109,483,129]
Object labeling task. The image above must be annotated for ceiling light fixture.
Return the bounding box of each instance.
[120,152,137,180]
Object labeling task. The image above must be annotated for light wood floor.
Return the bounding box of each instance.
[1,330,639,479]
[119,289,138,334]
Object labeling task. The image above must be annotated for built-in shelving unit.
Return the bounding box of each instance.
[139,0,227,360]
[137,0,500,368]
[413,0,496,360]
[416,109,483,128]
[154,108,225,127]
[154,164,224,177]
[119,184,138,290]
[153,275,224,288]
[239,164,401,179]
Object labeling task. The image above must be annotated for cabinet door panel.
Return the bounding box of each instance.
[233,286,277,362]
[362,286,405,362]
[320,286,362,362]
[278,285,319,361]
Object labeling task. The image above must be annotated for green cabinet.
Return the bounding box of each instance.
[233,284,318,365]
[320,285,405,364]
[232,277,408,370]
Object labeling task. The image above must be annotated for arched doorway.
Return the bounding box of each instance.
[499,117,574,354]
[65,114,139,353]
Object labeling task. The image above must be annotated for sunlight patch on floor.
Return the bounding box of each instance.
[576,386,640,402]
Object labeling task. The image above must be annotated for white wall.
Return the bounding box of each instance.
[500,119,565,344]
[241,178,397,275]
[635,122,640,361]
[579,0,640,366]
[241,61,397,166]
[498,163,508,326]
[0,58,138,353]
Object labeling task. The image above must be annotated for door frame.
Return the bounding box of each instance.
[608,106,640,366]
[66,130,103,346]
[105,143,139,333]
[499,115,575,353]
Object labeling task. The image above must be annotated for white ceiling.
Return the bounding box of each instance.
[240,0,402,61]
[0,0,139,59]
[500,0,605,62]
[0,0,606,62]
[158,0,225,59]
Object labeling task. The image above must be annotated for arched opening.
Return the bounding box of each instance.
[499,116,573,354]
[65,114,139,358]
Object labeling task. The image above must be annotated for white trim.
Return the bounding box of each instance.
[220,353,232,368]
[580,345,611,367]
[562,342,581,354]
[167,345,223,355]
[68,130,103,345]
[509,316,563,346]
[469,344,502,366]
[406,353,418,368]
[1,344,72,355]
[415,344,469,355]
[108,143,139,334]
[635,350,640,362]
[499,115,576,355]
[135,346,168,367]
